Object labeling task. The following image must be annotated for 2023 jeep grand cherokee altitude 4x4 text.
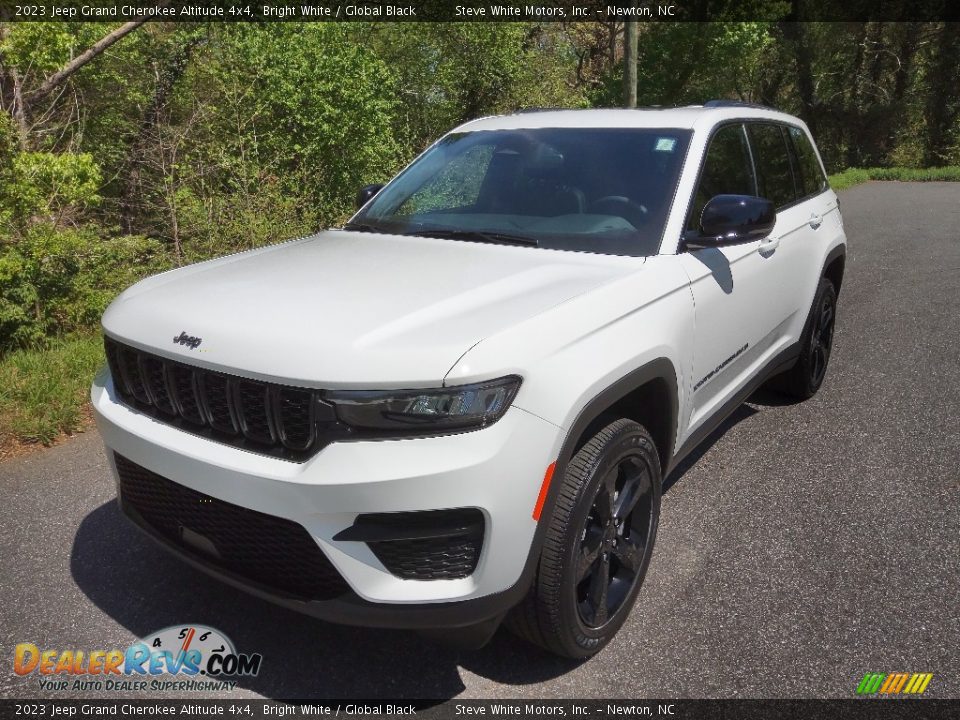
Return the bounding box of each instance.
[92,103,846,658]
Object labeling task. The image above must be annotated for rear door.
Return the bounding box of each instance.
[783,124,838,334]
[743,122,813,345]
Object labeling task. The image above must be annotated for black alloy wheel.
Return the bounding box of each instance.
[809,288,836,388]
[506,419,662,658]
[576,454,655,628]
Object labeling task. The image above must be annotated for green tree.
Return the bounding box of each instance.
[367,23,586,152]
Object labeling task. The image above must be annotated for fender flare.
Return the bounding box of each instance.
[513,357,679,595]
[821,243,847,292]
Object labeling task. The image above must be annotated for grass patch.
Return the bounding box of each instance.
[829,166,960,192]
[0,334,103,448]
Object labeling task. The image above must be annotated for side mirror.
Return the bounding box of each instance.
[355,183,384,210]
[688,194,775,249]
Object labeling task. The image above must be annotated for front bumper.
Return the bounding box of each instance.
[91,368,562,628]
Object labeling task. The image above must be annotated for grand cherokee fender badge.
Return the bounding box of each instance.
[694,342,748,392]
[173,331,202,350]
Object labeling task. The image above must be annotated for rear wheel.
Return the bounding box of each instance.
[507,419,661,658]
[770,278,837,399]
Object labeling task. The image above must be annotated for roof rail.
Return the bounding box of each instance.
[513,105,672,114]
[704,99,777,111]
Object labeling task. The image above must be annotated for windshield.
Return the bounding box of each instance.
[349,127,692,257]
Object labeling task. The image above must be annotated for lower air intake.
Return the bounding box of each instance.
[339,509,485,580]
[114,453,350,601]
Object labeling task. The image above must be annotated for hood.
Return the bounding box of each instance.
[102,230,640,387]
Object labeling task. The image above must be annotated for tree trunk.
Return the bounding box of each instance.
[607,22,619,68]
[8,69,29,144]
[168,187,181,262]
[120,34,203,234]
[24,19,154,111]
[844,22,870,167]
[892,23,921,104]
[870,22,922,165]
[780,20,818,137]
[623,13,637,108]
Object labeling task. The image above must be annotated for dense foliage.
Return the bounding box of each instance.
[1,19,958,355]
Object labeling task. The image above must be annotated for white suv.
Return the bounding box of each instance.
[92,103,846,658]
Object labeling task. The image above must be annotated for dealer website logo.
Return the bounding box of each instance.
[13,624,262,693]
[856,672,934,696]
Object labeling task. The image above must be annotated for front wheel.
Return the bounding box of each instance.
[507,419,662,658]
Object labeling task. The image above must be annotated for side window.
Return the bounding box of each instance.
[748,123,798,209]
[788,126,828,197]
[686,124,756,231]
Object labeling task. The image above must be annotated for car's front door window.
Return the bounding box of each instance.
[686,123,756,232]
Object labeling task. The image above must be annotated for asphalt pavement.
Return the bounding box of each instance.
[1,182,958,701]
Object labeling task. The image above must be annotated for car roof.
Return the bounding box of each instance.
[454,106,806,134]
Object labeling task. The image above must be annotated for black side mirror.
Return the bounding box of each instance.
[687,194,775,249]
[355,183,384,210]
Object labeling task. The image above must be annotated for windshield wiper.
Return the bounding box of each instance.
[342,222,385,233]
[407,228,539,247]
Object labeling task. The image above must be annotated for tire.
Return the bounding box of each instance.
[770,277,838,400]
[506,418,662,658]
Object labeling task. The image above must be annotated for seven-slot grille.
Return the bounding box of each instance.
[114,453,350,601]
[104,337,333,461]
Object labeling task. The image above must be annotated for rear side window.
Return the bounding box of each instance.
[788,126,828,197]
[686,123,756,231]
[747,123,796,209]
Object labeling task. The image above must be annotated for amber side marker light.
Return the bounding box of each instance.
[532,462,556,521]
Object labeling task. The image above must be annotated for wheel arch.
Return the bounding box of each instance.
[569,369,678,475]
[552,357,678,507]
[822,244,846,295]
[514,358,679,596]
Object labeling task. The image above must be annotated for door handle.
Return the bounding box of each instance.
[808,213,823,229]
[759,235,780,253]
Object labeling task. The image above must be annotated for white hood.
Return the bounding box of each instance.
[102,230,640,387]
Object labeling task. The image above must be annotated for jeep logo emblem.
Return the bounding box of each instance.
[173,331,202,350]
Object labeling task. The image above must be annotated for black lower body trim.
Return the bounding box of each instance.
[115,453,350,601]
[666,342,800,476]
[334,509,484,581]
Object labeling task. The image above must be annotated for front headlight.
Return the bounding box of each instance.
[325,376,521,434]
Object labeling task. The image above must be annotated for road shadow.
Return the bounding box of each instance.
[747,386,804,407]
[70,501,580,700]
[663,404,758,493]
[662,381,799,494]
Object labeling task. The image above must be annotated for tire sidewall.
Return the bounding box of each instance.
[802,279,837,396]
